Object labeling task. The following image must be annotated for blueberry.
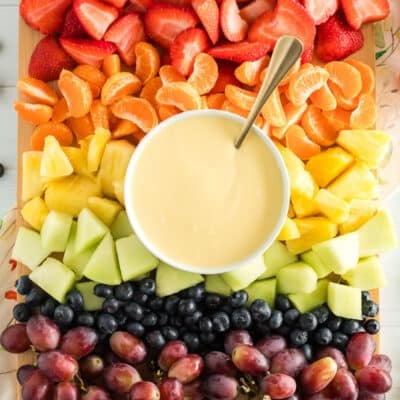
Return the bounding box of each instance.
[40,298,58,318]
[326,316,343,332]
[187,284,205,302]
[275,295,291,311]
[205,293,222,310]
[139,278,156,296]
[183,332,200,351]
[311,305,330,325]
[298,312,318,332]
[276,324,291,337]
[13,303,31,322]
[15,275,32,295]
[231,308,252,329]
[76,312,95,327]
[66,289,84,312]
[212,312,230,332]
[313,327,333,346]
[301,343,313,361]
[162,326,179,341]
[94,284,114,299]
[268,310,283,330]
[132,292,148,305]
[126,321,145,337]
[365,319,380,335]
[184,311,203,327]
[142,312,158,327]
[220,304,233,315]
[124,302,143,321]
[54,305,74,326]
[115,310,128,326]
[170,315,183,328]
[97,313,118,334]
[199,317,213,333]
[362,300,379,317]
[164,295,179,314]
[157,312,169,327]
[25,287,48,306]
[228,291,248,308]
[200,332,216,344]
[341,319,361,335]
[146,330,166,350]
[178,299,197,316]
[283,308,300,326]
[250,299,271,322]
[290,329,308,347]
[362,291,371,302]
[102,298,120,314]
[148,297,164,311]
[114,282,134,301]
[332,332,349,349]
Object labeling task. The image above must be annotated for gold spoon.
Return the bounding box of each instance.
[235,36,303,149]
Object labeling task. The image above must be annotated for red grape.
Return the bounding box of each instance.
[17,365,36,385]
[305,388,336,400]
[368,354,392,373]
[202,374,239,400]
[54,381,79,400]
[22,370,53,400]
[158,340,188,371]
[316,347,348,369]
[355,366,392,394]
[204,351,236,376]
[159,378,184,400]
[330,367,358,400]
[37,350,79,382]
[256,335,287,359]
[183,379,202,398]
[104,362,142,394]
[168,354,204,384]
[231,345,269,376]
[300,357,337,394]
[358,389,386,400]
[109,331,147,364]
[346,333,376,370]
[59,326,98,359]
[80,354,105,379]
[81,386,111,400]
[260,373,297,399]
[27,315,60,351]
[224,329,253,355]
[0,324,31,353]
[270,348,307,377]
[129,381,160,400]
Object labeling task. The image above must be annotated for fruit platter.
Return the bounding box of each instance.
[1,0,399,398]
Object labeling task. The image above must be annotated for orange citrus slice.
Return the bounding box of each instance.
[140,76,163,109]
[102,54,121,77]
[14,101,53,125]
[112,119,139,139]
[310,84,337,111]
[101,72,142,106]
[323,108,351,131]
[135,41,161,84]
[66,115,95,140]
[206,93,226,109]
[234,56,270,86]
[325,61,362,100]
[156,82,202,111]
[328,81,359,111]
[224,84,256,111]
[271,102,307,139]
[17,77,58,106]
[31,122,73,151]
[285,124,321,161]
[350,93,377,129]
[90,100,109,129]
[187,53,219,95]
[52,98,70,123]
[346,59,375,96]
[159,65,185,85]
[261,88,286,128]
[158,104,181,121]
[73,64,106,99]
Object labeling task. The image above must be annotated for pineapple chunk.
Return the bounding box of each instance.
[45,175,102,217]
[87,128,111,173]
[306,147,354,187]
[113,181,125,206]
[328,163,379,201]
[62,146,91,177]
[21,197,49,231]
[277,217,301,241]
[315,189,350,224]
[337,130,392,168]
[288,203,295,218]
[339,199,379,234]
[22,151,45,202]
[40,136,73,180]
[88,196,122,226]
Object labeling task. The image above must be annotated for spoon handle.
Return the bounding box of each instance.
[235,36,303,149]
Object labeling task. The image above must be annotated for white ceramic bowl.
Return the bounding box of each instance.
[124,109,290,274]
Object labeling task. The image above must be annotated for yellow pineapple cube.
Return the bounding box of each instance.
[22,151,45,202]
[315,189,350,224]
[288,203,295,218]
[87,128,111,173]
[88,196,122,226]
[339,199,379,234]
[113,182,125,206]
[306,147,354,187]
[21,197,49,231]
[291,179,319,218]
[62,146,92,178]
[40,136,73,180]
[277,217,301,241]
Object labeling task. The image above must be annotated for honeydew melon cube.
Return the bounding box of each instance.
[156,262,204,297]
[83,233,121,285]
[12,227,51,270]
[40,210,73,253]
[358,210,398,257]
[30,257,75,303]
[342,256,387,290]
[205,275,232,297]
[277,262,318,294]
[75,281,103,311]
[116,234,159,281]
[327,282,362,320]
[88,196,122,226]
[221,256,266,291]
[245,278,276,308]
[258,241,298,280]
[110,210,134,239]
[289,279,329,313]
[312,232,359,275]
[21,196,49,231]
[300,250,332,278]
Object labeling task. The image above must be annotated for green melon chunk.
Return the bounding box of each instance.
[277,262,318,294]
[300,250,332,278]
[245,278,276,308]
[327,282,362,320]
[40,210,73,253]
[110,210,134,240]
[75,281,103,311]
[205,275,232,297]
[288,279,329,313]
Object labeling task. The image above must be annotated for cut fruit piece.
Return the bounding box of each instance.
[30,257,75,303]
[156,262,204,297]
[312,232,359,275]
[205,275,232,297]
[75,281,103,311]
[291,191,319,218]
[21,197,49,231]
[342,256,387,290]
[110,210,134,239]
[62,147,91,178]
[115,234,159,281]
[245,278,276,308]
[288,279,329,314]
[40,136,73,180]
[221,256,266,291]
[83,233,121,285]
[327,282,362,320]
[22,151,45,202]
[113,182,125,205]
[300,250,332,279]
[87,128,111,173]
[339,199,378,234]
[87,196,122,226]
[358,209,398,257]
[277,217,301,241]
[276,262,318,294]
[40,210,73,253]
[314,189,350,224]
[12,227,51,271]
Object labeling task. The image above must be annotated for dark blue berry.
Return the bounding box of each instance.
[164,295,179,314]
[187,284,205,302]
[25,287,47,306]
[146,330,166,350]
[212,312,230,332]
[276,324,291,337]
[341,319,361,335]
[15,275,32,295]
[178,299,197,316]
[298,312,318,332]
[94,284,113,299]
[126,321,145,337]
[162,326,179,341]
[170,315,183,328]
[228,291,248,308]
[54,305,74,326]
[148,297,164,311]
[283,308,300,325]
[301,343,313,361]
[40,298,58,318]
[102,298,120,314]
[66,289,84,312]
[200,332,216,344]
[290,329,308,347]
[365,319,380,335]
[97,313,118,334]
[231,308,252,329]
[139,278,156,296]
[124,302,143,321]
[183,332,200,351]
[76,312,95,327]
[157,312,169,326]
[362,291,371,302]
[332,332,349,349]
[275,295,291,311]
[250,299,271,322]
[205,293,222,310]
[312,305,330,325]
[142,312,158,327]
[132,292,148,305]
[313,327,333,346]
[184,311,202,328]
[268,310,283,330]
[114,282,134,301]
[13,303,31,322]
[115,310,127,326]
[362,300,379,317]
[326,316,343,331]
[199,317,213,333]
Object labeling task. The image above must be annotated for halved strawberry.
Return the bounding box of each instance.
[103,0,128,7]
[60,37,117,67]
[20,0,72,34]
[210,61,240,93]
[341,0,390,30]
[192,0,219,44]
[144,4,199,48]
[248,0,316,62]
[161,0,192,5]
[124,0,154,14]
[28,36,76,82]
[170,27,210,76]
[240,0,276,24]
[61,7,88,38]
[220,0,248,42]
[207,41,271,63]
[74,0,119,40]
[104,13,145,66]
[301,0,338,25]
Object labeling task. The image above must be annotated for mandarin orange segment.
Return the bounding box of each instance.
[323,108,351,131]
[17,77,58,106]
[261,88,286,128]
[285,124,321,161]
[158,65,186,85]
[260,58,301,88]
[14,101,53,125]
[90,100,109,129]
[111,96,159,132]
[52,98,70,123]
[349,93,377,129]
[73,64,106,99]
[206,93,226,109]
[271,102,308,139]
[221,100,264,128]
[101,72,142,106]
[310,84,337,111]
[31,122,74,151]
[158,104,181,121]
[112,119,139,139]
[345,59,375,96]
[155,82,202,111]
[102,54,121,77]
[66,115,95,140]
[224,84,256,111]
[234,56,270,86]
[328,81,359,111]
[325,61,362,100]
[132,129,146,144]
[187,53,219,96]
[135,41,161,84]
[139,76,163,109]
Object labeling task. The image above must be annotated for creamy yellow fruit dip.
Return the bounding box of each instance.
[127,112,287,270]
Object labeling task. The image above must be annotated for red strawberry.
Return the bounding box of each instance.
[240,0,276,24]
[316,11,364,62]
[170,28,210,76]
[220,0,248,42]
[103,0,128,7]
[210,61,240,93]
[124,0,154,14]
[20,0,72,34]
[74,0,119,40]
[248,0,316,62]
[61,7,88,38]
[104,13,145,66]
[161,0,192,5]
[28,36,76,82]
[301,0,338,25]
[207,41,271,63]
[60,37,117,67]
[191,0,220,44]
[341,0,390,30]
[144,4,199,48]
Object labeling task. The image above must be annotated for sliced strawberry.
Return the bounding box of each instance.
[301,0,338,25]
[240,0,276,24]
[60,37,117,67]
[20,0,72,34]
[316,11,364,62]
[103,0,128,7]
[61,7,88,38]
[170,27,210,76]
[248,0,316,62]
[207,41,271,63]
[220,0,248,42]
[104,13,145,66]
[74,0,119,40]
[124,0,154,14]
[161,0,192,5]
[191,0,220,44]
[144,4,199,48]
[341,0,390,30]
[210,61,240,93]
[28,36,76,82]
